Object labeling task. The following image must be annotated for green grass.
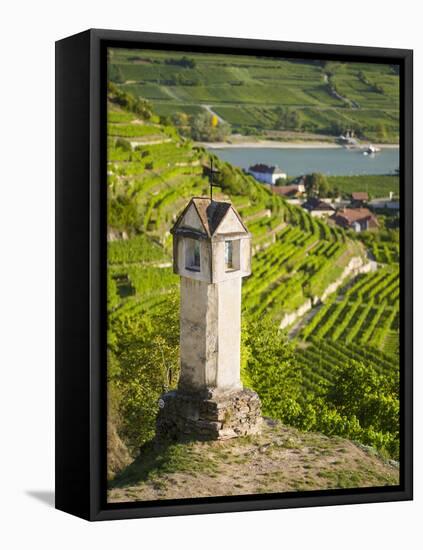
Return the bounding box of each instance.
[110,440,220,489]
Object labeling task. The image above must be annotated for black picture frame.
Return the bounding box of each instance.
[55,28,413,521]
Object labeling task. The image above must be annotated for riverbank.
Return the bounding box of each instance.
[197,140,399,150]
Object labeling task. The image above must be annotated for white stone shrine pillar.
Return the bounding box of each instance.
[157,197,262,440]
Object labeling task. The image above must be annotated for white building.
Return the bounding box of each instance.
[248,163,287,184]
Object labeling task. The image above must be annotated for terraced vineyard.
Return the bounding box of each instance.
[242,225,363,322]
[107,106,365,326]
[106,92,400,461]
[295,338,398,399]
[367,240,400,264]
[107,97,399,356]
[301,267,399,346]
[294,258,399,410]
[108,48,399,142]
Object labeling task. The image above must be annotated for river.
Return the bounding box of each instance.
[210,147,399,177]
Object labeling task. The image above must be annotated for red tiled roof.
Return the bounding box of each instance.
[331,208,379,229]
[352,192,369,201]
[272,185,300,197]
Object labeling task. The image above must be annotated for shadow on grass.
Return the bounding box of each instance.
[109,436,216,490]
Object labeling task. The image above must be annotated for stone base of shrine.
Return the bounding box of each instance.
[156,387,262,441]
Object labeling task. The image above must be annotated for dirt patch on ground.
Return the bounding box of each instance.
[107,418,399,503]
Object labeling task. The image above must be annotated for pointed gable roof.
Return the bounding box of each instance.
[172,197,249,239]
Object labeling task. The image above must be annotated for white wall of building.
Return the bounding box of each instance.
[249,170,287,184]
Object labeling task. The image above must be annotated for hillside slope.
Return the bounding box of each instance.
[108,418,399,502]
[109,49,399,142]
[107,92,400,469]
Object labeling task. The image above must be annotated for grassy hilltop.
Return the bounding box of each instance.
[109,48,399,143]
[107,88,400,495]
[109,419,398,502]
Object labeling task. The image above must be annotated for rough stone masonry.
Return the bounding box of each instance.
[156,197,262,440]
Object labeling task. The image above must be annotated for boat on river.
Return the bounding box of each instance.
[363,144,381,155]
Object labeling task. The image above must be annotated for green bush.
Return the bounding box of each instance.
[115,137,132,151]
[110,296,180,452]
[243,318,301,419]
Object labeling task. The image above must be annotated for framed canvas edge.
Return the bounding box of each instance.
[56,28,413,522]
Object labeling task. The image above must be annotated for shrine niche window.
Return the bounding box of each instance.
[225,240,233,270]
[185,239,201,271]
[224,239,240,272]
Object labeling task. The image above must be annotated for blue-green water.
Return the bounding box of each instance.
[210,147,399,177]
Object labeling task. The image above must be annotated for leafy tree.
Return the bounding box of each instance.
[317,176,329,197]
[376,122,387,141]
[108,273,120,313]
[109,65,125,84]
[330,186,341,199]
[111,296,180,451]
[288,361,400,458]
[242,324,399,458]
[108,195,140,233]
[326,361,399,435]
[115,137,132,151]
[305,172,329,197]
[274,107,302,131]
[190,112,231,142]
[243,318,301,422]
[213,163,254,197]
[172,112,189,127]
[275,177,287,186]
[159,115,172,126]
[108,82,152,120]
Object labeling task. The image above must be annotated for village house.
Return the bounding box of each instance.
[350,191,369,207]
[248,163,287,185]
[302,197,336,217]
[271,182,305,198]
[330,207,379,232]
